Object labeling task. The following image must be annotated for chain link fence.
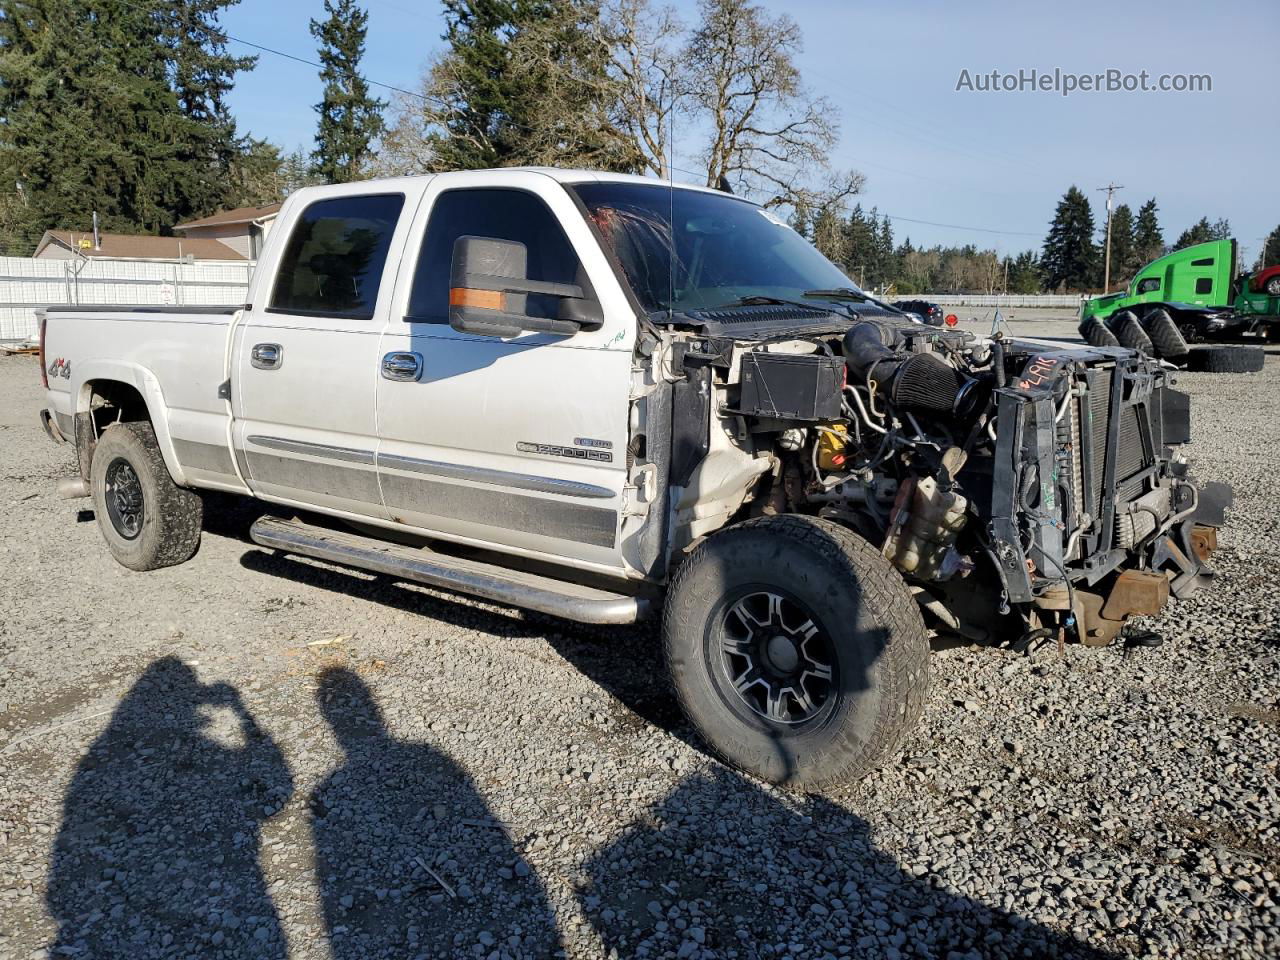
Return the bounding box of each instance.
[0,256,252,342]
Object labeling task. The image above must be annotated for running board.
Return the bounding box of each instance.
[249,516,650,625]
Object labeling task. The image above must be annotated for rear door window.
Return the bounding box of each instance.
[270,194,405,319]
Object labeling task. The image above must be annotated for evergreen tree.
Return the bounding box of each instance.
[311,0,385,183]
[1007,250,1042,294]
[1172,216,1230,251]
[788,200,812,240]
[281,148,323,196]
[166,0,258,209]
[1257,224,1280,270]
[1107,202,1137,286]
[0,0,253,253]
[1041,186,1099,291]
[429,0,521,170]
[810,203,848,269]
[843,204,877,286]
[1133,198,1164,264]
[874,214,895,288]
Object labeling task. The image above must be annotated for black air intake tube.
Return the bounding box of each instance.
[843,320,979,416]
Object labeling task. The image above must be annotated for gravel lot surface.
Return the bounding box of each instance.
[1,327,1278,960]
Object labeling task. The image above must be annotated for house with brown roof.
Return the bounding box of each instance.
[33,230,253,262]
[174,202,282,260]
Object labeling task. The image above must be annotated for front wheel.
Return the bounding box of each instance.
[663,515,930,788]
[90,422,203,571]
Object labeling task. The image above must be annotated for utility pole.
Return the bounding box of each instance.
[1097,182,1124,292]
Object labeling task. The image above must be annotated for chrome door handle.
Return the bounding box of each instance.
[381,351,423,382]
[250,343,283,370]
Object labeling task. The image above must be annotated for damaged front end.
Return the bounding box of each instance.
[987,343,1231,646]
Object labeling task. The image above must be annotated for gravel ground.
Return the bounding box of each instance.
[1,329,1277,960]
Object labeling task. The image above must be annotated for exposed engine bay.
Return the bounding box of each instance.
[659,305,1231,649]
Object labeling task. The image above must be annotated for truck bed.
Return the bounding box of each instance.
[41,304,245,493]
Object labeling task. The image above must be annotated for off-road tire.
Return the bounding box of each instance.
[90,421,203,571]
[1080,316,1120,348]
[1186,345,1266,374]
[663,515,930,788]
[1113,311,1154,356]
[1142,308,1190,361]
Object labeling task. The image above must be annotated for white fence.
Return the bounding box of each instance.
[0,256,252,341]
[919,293,1084,309]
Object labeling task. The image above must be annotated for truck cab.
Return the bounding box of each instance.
[1081,239,1279,341]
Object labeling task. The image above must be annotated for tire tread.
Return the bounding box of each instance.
[663,515,930,788]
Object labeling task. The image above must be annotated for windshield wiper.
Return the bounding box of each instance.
[712,294,837,312]
[802,287,870,303]
[713,295,858,318]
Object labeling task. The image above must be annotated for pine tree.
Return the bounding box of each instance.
[419,0,629,172]
[162,0,258,219]
[1133,198,1163,264]
[1107,203,1137,286]
[0,0,252,253]
[426,0,541,170]
[843,204,877,286]
[874,214,895,288]
[1041,186,1099,291]
[1007,250,1042,294]
[1172,217,1230,251]
[311,0,385,183]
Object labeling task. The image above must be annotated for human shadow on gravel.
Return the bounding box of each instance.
[46,657,294,959]
[309,667,562,959]
[238,549,734,761]
[577,769,1119,960]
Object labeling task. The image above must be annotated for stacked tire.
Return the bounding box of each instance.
[1078,307,1264,374]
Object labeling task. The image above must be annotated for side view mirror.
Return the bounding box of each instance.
[448,236,602,338]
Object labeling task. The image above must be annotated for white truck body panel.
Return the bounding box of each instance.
[41,168,678,579]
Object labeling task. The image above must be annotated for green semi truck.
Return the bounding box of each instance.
[1080,239,1280,345]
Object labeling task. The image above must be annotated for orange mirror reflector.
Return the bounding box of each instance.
[450,287,504,310]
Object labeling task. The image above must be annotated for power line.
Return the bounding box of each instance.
[102,0,429,103]
[85,0,1048,245]
[878,212,1040,238]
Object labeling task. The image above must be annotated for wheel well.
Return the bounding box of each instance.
[76,380,151,480]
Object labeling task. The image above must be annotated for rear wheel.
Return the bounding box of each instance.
[1079,316,1120,348]
[1143,308,1190,361]
[663,515,929,788]
[1266,275,1280,297]
[90,422,203,571]
[1186,345,1266,373]
[1113,311,1154,356]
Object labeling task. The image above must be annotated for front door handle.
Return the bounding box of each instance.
[250,343,283,370]
[381,351,423,382]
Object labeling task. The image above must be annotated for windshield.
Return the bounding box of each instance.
[571,181,859,315]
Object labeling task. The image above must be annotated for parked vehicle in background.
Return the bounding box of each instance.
[892,299,945,326]
[39,169,1230,788]
[1080,239,1280,345]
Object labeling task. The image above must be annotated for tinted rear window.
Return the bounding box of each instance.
[270,194,404,319]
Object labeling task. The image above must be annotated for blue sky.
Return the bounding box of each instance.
[223,0,1278,260]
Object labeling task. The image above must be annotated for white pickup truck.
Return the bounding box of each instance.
[40,168,1229,786]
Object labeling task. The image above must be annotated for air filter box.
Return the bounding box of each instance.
[738,352,843,421]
